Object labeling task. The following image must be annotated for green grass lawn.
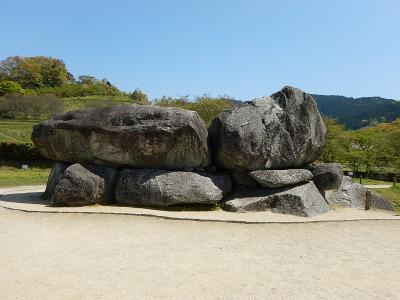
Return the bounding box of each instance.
[0,161,51,187]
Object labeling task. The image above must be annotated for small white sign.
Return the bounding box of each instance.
[21,164,29,170]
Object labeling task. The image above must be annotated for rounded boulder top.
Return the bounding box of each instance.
[208,86,326,171]
[32,104,211,170]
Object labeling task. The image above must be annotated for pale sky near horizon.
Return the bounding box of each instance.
[1,0,399,100]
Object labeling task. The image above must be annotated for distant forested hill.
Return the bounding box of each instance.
[311,94,400,129]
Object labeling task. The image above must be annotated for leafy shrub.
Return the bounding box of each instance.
[0,142,41,161]
[35,82,123,98]
[154,95,235,126]
[129,89,149,104]
[0,80,24,96]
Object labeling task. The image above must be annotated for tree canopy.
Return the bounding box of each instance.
[321,117,400,176]
[0,56,70,89]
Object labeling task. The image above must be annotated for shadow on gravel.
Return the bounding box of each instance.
[0,191,221,211]
[0,192,48,205]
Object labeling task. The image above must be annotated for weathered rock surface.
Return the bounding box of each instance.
[326,176,394,211]
[43,162,69,199]
[224,182,329,217]
[115,169,231,207]
[46,163,118,205]
[52,164,105,206]
[371,192,394,211]
[209,86,326,171]
[85,164,119,204]
[32,104,210,170]
[249,169,313,188]
[230,171,258,187]
[308,163,343,192]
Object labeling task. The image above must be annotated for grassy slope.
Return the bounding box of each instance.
[0,120,37,143]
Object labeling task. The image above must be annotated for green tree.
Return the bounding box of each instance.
[320,118,348,163]
[130,88,149,104]
[0,56,69,89]
[0,80,24,96]
[78,75,97,85]
[154,94,234,126]
[0,94,64,119]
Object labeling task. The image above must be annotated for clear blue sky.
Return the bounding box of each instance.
[2,0,399,100]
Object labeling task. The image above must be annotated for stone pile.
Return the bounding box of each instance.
[32,86,393,216]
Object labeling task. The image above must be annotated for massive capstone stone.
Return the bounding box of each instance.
[32,105,210,170]
[208,86,326,171]
[115,169,232,207]
[223,182,329,217]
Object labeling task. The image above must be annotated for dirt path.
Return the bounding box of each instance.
[1,207,400,299]
[364,184,392,189]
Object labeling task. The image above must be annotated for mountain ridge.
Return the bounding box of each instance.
[311,94,400,129]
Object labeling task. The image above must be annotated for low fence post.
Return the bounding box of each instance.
[359,174,363,185]
[365,190,372,210]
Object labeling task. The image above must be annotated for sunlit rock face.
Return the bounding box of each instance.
[32,104,211,170]
[209,86,326,171]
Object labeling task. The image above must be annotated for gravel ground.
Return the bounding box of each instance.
[1,207,400,300]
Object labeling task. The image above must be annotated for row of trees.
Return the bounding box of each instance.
[0,94,64,119]
[0,92,236,123]
[0,56,126,98]
[321,118,400,176]
[154,94,235,125]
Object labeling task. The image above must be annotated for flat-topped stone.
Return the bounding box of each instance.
[249,169,313,188]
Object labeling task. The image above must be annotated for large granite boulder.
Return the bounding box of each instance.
[371,192,394,211]
[115,169,232,207]
[307,163,343,192]
[230,171,258,188]
[249,169,313,188]
[224,182,329,217]
[209,86,326,171]
[52,164,105,206]
[32,104,210,170]
[327,176,394,211]
[84,164,119,204]
[43,162,69,200]
[51,163,118,206]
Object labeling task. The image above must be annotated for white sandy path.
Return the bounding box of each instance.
[364,184,393,189]
[1,207,400,299]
